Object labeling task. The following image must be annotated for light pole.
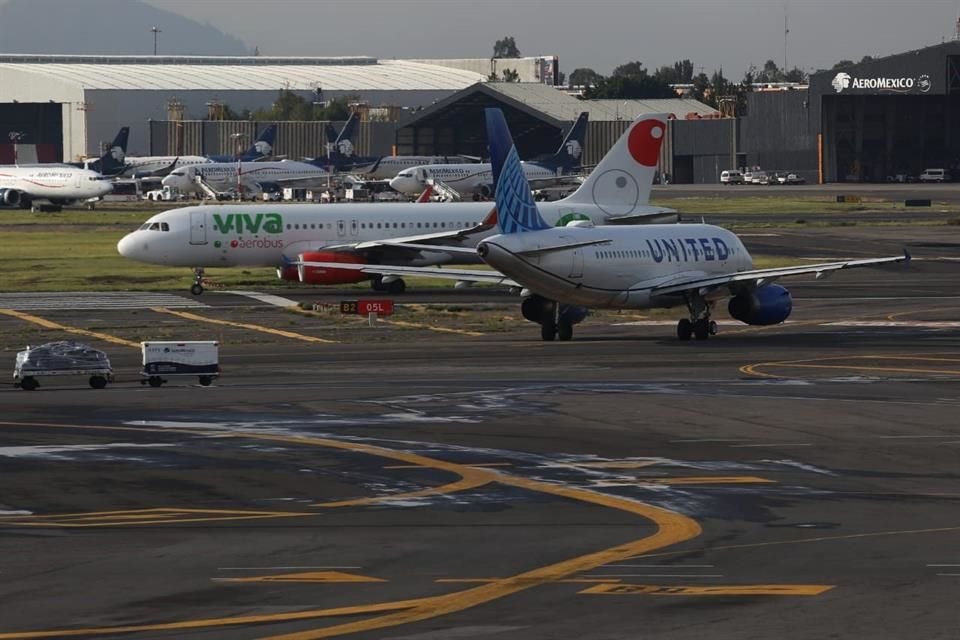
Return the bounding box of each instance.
[151,26,161,55]
[230,132,247,199]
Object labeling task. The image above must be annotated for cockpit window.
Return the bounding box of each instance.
[171,171,185,177]
[139,223,151,230]
[148,222,160,231]
[161,222,169,232]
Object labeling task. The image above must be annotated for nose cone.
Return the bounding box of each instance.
[117,231,147,262]
[98,180,113,196]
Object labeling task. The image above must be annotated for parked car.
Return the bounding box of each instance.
[742,171,756,184]
[751,172,771,185]
[777,173,806,185]
[720,170,744,185]
[919,168,951,183]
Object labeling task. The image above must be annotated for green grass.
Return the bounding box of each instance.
[650,195,960,215]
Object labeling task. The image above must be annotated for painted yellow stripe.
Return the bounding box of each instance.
[151,308,338,343]
[741,353,960,378]
[383,462,513,470]
[580,584,835,596]
[216,571,385,584]
[0,420,702,640]
[436,578,621,584]
[0,507,312,528]
[0,309,140,348]
[378,318,484,337]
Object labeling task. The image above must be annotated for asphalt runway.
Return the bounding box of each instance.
[0,232,959,638]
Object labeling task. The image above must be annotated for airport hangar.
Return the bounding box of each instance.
[741,40,960,183]
[0,54,558,163]
[392,82,723,183]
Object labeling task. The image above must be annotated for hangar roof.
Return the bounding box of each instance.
[0,55,486,91]
[403,83,717,129]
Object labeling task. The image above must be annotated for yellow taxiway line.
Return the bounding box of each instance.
[0,309,140,348]
[0,419,702,640]
[151,307,338,343]
[741,354,960,378]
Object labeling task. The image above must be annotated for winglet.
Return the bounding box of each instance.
[903,247,912,264]
[485,108,551,234]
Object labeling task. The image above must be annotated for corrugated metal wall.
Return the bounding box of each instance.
[740,91,818,182]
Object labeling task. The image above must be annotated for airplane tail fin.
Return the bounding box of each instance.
[560,113,668,215]
[486,108,551,234]
[542,111,587,172]
[239,124,276,161]
[95,126,129,175]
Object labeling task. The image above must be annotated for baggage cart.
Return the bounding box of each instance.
[141,341,219,387]
[13,342,113,391]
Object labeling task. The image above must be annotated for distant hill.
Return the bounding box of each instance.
[0,0,251,56]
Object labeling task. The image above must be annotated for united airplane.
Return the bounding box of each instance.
[304,108,910,341]
[116,113,677,295]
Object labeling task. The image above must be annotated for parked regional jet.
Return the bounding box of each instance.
[161,159,332,198]
[118,124,277,179]
[324,112,480,179]
[388,112,588,199]
[116,113,677,295]
[0,165,113,211]
[73,126,129,177]
[303,108,909,341]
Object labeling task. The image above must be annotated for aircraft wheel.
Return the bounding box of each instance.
[89,375,108,389]
[190,284,204,296]
[387,279,406,294]
[20,377,38,391]
[693,319,711,340]
[709,320,719,335]
[370,276,385,292]
[148,376,163,388]
[540,321,557,342]
[677,318,693,341]
[558,320,574,341]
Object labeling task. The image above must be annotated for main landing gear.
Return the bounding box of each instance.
[190,267,205,295]
[539,300,575,342]
[370,275,406,294]
[677,296,718,341]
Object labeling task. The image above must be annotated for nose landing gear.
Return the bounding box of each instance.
[190,267,205,295]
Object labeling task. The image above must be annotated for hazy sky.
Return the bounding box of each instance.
[144,0,960,77]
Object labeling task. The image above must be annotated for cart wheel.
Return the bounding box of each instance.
[89,375,108,389]
[148,376,163,388]
[198,375,213,386]
[20,377,38,391]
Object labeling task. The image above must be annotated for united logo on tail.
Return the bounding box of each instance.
[485,108,551,234]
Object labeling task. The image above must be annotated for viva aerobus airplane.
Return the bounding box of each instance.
[301,108,910,341]
[117,113,678,295]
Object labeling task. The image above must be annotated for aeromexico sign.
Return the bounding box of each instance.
[831,71,932,94]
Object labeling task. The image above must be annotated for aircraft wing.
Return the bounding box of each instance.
[651,251,911,297]
[605,208,681,225]
[295,260,520,287]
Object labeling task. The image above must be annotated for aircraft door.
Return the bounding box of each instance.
[189,210,207,245]
[569,247,584,279]
[74,173,81,189]
[337,220,346,237]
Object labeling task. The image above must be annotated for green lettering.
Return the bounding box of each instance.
[263,213,283,234]
[212,213,234,234]
[240,214,262,234]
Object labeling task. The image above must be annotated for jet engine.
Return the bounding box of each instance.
[0,188,21,207]
[521,294,589,326]
[275,265,300,282]
[728,284,793,325]
[297,251,367,285]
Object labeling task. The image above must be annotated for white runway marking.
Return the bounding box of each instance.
[729,443,814,448]
[0,292,209,310]
[220,290,299,307]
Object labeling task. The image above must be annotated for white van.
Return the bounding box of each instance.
[919,168,950,183]
[720,170,744,185]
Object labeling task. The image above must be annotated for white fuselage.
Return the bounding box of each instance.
[0,166,113,202]
[120,156,210,178]
[162,161,331,195]
[389,162,559,196]
[361,156,477,180]
[478,224,753,309]
[116,200,660,269]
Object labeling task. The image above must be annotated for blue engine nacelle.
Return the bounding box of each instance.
[0,188,21,206]
[521,294,588,326]
[728,284,793,325]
